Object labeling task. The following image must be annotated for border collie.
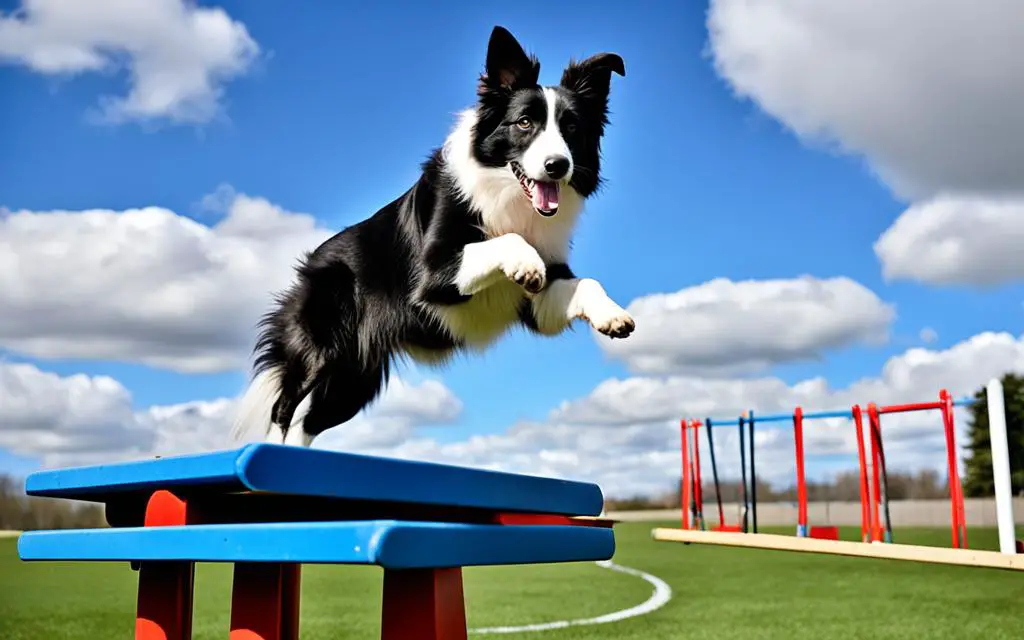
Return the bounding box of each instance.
[231,26,634,447]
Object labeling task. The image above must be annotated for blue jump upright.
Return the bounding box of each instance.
[17,444,616,640]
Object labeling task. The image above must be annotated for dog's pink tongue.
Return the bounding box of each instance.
[532,181,559,212]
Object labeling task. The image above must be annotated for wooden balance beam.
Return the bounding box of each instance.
[651,528,1024,572]
[18,444,617,639]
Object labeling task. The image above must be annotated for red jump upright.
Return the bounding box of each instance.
[793,407,808,538]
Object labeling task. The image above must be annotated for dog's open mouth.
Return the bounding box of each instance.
[510,162,558,217]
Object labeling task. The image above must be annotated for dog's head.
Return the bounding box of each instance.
[471,26,625,217]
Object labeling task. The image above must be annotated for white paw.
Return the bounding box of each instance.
[574,279,635,339]
[499,234,547,294]
[589,304,635,339]
[581,287,635,338]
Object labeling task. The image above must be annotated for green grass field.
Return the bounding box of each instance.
[2,522,1023,639]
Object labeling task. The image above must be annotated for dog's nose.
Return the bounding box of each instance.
[544,156,570,180]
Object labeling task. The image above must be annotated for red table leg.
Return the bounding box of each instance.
[136,490,196,639]
[229,563,302,640]
[136,562,196,640]
[380,568,467,640]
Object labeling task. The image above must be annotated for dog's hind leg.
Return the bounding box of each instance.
[261,358,311,444]
[281,359,389,445]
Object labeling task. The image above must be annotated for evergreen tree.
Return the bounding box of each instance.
[962,373,1024,497]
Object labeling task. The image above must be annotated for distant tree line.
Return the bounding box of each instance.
[0,474,105,531]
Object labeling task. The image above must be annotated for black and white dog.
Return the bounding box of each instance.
[232,26,635,447]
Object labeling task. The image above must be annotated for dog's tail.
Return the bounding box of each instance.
[230,366,282,443]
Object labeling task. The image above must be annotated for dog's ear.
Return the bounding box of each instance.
[480,26,540,92]
[560,52,625,108]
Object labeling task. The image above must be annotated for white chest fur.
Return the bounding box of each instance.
[410,109,586,360]
[434,277,526,350]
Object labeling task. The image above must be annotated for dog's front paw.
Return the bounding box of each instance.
[499,235,547,294]
[588,301,635,339]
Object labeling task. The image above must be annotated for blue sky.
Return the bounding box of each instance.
[1,0,1022,495]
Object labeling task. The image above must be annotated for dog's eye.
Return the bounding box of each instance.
[516,117,532,130]
[565,122,577,134]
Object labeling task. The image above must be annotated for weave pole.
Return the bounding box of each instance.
[704,418,726,529]
[680,420,690,530]
[738,416,749,533]
[748,411,758,534]
[986,379,1017,554]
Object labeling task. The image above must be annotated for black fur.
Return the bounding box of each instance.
[239,26,625,442]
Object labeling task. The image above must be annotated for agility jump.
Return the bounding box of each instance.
[657,378,1020,571]
[18,444,617,640]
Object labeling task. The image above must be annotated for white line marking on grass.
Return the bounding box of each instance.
[470,560,672,634]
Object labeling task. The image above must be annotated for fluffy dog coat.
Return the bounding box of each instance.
[232,26,634,446]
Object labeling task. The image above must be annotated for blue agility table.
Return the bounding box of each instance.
[18,444,615,640]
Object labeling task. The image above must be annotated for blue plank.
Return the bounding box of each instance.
[24,444,604,516]
[24,448,245,497]
[17,521,615,569]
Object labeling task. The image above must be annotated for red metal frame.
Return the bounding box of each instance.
[939,389,968,549]
[691,420,704,530]
[688,390,969,548]
[867,403,886,542]
[878,401,944,414]
[852,405,873,542]
[680,420,691,529]
[874,390,969,548]
[792,407,808,536]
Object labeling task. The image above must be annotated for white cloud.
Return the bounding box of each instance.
[597,276,894,375]
[706,0,1024,201]
[874,195,1024,286]
[919,327,938,345]
[0,0,259,124]
[0,360,462,469]
[0,362,155,468]
[312,378,464,451]
[368,331,1024,498]
[0,186,332,373]
[572,331,1023,440]
[706,1,1024,288]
